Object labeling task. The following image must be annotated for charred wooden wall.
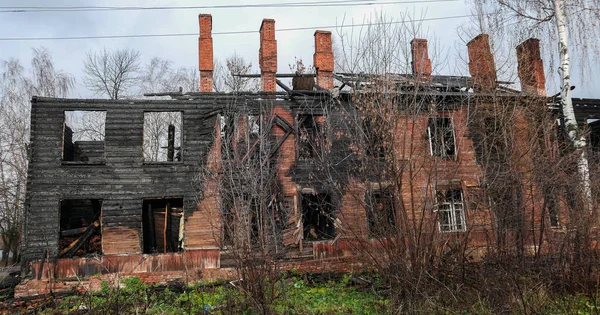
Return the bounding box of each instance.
[23,97,227,261]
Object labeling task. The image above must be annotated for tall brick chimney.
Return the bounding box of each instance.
[516,38,546,96]
[411,38,432,81]
[259,19,277,92]
[198,14,213,92]
[467,34,497,91]
[313,30,334,90]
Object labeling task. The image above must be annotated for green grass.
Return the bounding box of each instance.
[273,276,388,314]
[31,274,388,314]
[20,273,600,314]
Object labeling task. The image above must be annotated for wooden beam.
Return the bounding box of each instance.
[58,221,100,258]
[60,227,87,237]
[163,204,168,253]
[167,124,175,162]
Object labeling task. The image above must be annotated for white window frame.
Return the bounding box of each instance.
[427,116,457,159]
[435,190,466,233]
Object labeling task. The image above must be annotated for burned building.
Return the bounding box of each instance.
[17,15,600,297]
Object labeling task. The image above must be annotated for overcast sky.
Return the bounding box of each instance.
[0,0,598,98]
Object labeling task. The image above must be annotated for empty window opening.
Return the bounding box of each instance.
[428,117,456,158]
[546,193,560,228]
[63,111,106,162]
[490,183,523,232]
[142,198,184,254]
[298,114,324,160]
[362,118,386,158]
[246,115,263,161]
[436,190,466,232]
[59,199,102,258]
[366,188,396,237]
[248,115,261,139]
[302,193,335,240]
[221,196,235,247]
[588,119,600,163]
[143,112,182,162]
[221,194,262,248]
[220,114,235,159]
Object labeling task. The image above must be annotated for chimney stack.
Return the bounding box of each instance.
[516,38,546,96]
[411,38,432,81]
[259,19,277,92]
[313,30,334,90]
[467,34,497,91]
[198,14,213,92]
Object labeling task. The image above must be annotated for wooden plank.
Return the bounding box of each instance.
[58,221,100,258]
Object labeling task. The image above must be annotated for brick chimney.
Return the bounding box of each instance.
[516,38,546,96]
[411,38,432,81]
[467,34,497,90]
[313,30,334,90]
[198,14,213,92]
[259,19,277,92]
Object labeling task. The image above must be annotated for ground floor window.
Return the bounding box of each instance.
[366,187,396,237]
[221,194,262,248]
[142,198,184,254]
[436,189,466,232]
[302,193,335,240]
[59,199,102,258]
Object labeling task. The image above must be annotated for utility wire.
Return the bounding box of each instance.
[0,0,460,13]
[0,14,472,41]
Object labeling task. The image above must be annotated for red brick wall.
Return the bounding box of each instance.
[198,14,213,92]
[411,38,432,81]
[517,38,546,96]
[260,19,277,92]
[313,31,334,89]
[467,34,497,90]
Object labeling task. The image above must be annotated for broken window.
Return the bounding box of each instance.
[302,193,335,240]
[142,198,184,254]
[365,187,396,237]
[59,199,102,258]
[298,114,324,160]
[63,111,106,162]
[143,112,182,162]
[428,117,456,158]
[436,189,466,232]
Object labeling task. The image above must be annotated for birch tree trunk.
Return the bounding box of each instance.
[554,0,593,213]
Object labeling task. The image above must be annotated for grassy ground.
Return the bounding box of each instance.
[4,272,600,314]
[17,274,388,314]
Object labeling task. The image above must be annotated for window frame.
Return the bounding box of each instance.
[142,111,184,164]
[435,189,466,233]
[62,110,107,164]
[427,116,457,159]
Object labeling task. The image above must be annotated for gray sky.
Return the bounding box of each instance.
[0,0,598,98]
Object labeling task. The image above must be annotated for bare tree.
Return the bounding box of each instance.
[471,0,600,213]
[213,53,255,93]
[83,48,141,99]
[138,57,198,95]
[0,48,73,264]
